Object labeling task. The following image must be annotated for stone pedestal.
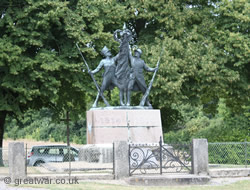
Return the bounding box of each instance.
[86,109,163,144]
[192,139,209,175]
[8,142,26,180]
[114,141,129,179]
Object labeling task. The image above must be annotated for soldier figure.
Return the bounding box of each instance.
[127,48,158,107]
[90,46,118,107]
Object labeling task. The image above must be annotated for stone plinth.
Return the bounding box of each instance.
[86,109,163,144]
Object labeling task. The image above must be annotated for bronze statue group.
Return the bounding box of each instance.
[81,26,159,108]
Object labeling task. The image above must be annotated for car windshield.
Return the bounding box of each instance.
[31,146,78,156]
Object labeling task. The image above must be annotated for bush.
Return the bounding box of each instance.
[164,100,250,143]
[4,108,87,144]
[208,143,250,165]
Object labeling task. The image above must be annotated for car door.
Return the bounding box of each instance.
[71,147,79,161]
[56,147,64,162]
[47,147,59,162]
[62,147,78,162]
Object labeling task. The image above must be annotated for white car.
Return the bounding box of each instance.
[27,145,79,166]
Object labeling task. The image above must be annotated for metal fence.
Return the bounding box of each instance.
[0,148,9,176]
[208,142,250,168]
[25,144,114,176]
[129,137,192,176]
[2,141,249,178]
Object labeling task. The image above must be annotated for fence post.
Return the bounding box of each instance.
[159,136,162,175]
[68,146,71,177]
[128,144,131,176]
[113,142,115,175]
[192,139,209,175]
[114,141,129,179]
[8,142,26,180]
[25,144,27,176]
[244,140,247,168]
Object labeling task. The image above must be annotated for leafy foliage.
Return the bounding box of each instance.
[164,99,250,143]
[209,143,250,165]
[4,108,86,144]
[0,0,89,117]
[0,0,249,146]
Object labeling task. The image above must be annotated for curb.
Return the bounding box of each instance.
[125,174,211,186]
[209,168,250,178]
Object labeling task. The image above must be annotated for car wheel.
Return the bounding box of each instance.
[34,160,45,167]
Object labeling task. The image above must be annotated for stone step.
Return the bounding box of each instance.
[126,174,211,186]
[209,168,250,178]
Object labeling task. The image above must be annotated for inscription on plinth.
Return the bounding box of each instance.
[86,109,163,144]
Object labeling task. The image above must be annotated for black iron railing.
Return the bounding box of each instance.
[129,137,192,175]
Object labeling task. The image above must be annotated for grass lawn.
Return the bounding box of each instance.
[13,179,250,190]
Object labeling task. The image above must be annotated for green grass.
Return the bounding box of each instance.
[12,180,250,190]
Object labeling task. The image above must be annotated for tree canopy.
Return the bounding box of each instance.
[0,0,249,148]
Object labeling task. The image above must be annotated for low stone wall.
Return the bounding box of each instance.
[6,138,214,183]
[78,144,113,163]
[126,175,211,186]
[209,168,250,178]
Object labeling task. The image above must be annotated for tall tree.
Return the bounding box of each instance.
[0,0,128,158]
[0,0,81,151]
[210,0,250,112]
[120,0,222,129]
[1,0,249,153]
[123,0,249,130]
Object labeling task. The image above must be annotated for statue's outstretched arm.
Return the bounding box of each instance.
[91,61,104,74]
[144,62,157,72]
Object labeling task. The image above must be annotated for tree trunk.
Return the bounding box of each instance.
[0,111,7,166]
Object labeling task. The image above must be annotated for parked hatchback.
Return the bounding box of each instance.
[27,145,79,166]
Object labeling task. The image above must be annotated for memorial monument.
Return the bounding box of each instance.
[77,24,163,145]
